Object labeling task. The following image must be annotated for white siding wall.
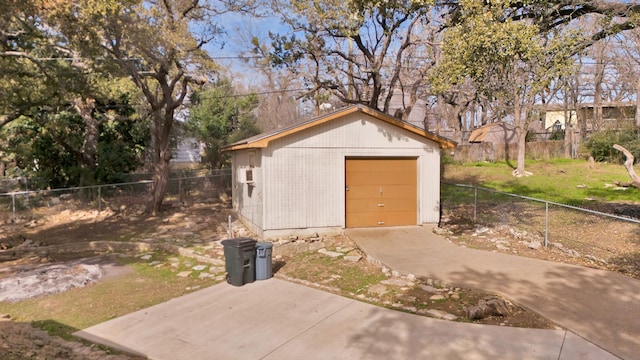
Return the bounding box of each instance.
[231,150,264,236]
[258,112,441,233]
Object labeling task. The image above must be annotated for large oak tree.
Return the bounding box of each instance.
[49,0,229,213]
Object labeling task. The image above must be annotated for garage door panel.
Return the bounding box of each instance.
[372,172,416,185]
[347,172,415,185]
[345,158,417,228]
[346,213,377,228]
[347,184,415,198]
[347,160,414,172]
[347,198,416,212]
[346,211,417,227]
[345,185,383,198]
[379,211,418,225]
[347,158,414,170]
[380,185,416,198]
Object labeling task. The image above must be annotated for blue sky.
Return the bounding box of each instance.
[204,12,285,81]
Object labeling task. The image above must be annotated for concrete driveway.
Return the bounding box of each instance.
[347,226,640,360]
[76,278,616,359]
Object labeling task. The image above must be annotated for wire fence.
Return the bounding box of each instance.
[441,182,640,276]
[3,173,638,275]
[0,170,232,223]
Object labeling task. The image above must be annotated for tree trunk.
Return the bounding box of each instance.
[513,90,528,176]
[593,53,605,131]
[72,98,99,189]
[563,87,572,158]
[515,125,528,176]
[151,152,171,214]
[635,79,640,129]
[149,109,174,214]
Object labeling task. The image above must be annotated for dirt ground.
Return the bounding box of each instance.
[0,196,231,360]
[0,320,140,360]
[2,194,634,358]
[439,202,640,280]
[275,249,557,329]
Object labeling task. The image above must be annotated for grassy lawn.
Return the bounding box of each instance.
[0,254,221,341]
[443,158,640,206]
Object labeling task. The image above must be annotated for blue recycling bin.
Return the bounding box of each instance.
[255,242,273,280]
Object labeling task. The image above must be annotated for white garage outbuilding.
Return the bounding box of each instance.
[222,105,456,239]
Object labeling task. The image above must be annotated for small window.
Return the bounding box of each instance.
[245,169,253,183]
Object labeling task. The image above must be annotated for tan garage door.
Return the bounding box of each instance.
[345,158,417,227]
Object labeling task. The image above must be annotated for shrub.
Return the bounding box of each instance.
[584,129,640,163]
[549,129,565,140]
[525,130,537,142]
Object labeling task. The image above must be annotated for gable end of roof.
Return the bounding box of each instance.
[222,105,456,151]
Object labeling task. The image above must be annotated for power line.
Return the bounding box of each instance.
[196,87,311,100]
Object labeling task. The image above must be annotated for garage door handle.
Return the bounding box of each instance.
[377,221,385,225]
[378,203,384,207]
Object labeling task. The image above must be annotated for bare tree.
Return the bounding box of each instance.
[265,0,436,114]
[611,29,640,128]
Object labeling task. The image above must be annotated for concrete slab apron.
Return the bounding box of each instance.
[75,278,605,360]
[347,226,640,360]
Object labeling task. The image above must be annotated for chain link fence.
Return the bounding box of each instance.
[441,182,640,276]
[0,170,232,223]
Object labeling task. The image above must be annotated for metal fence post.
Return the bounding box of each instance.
[473,186,478,224]
[98,185,102,213]
[544,202,549,247]
[12,192,16,223]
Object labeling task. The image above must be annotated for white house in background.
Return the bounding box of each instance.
[171,137,202,163]
[544,110,577,131]
[221,105,456,239]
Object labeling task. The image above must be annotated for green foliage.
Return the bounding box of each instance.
[584,129,640,164]
[430,1,579,99]
[186,79,261,169]
[0,109,148,189]
[96,118,150,184]
[525,130,537,142]
[2,115,76,188]
[549,129,565,141]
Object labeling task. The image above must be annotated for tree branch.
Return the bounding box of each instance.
[613,144,640,189]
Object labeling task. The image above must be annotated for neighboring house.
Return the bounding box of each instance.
[221,105,456,239]
[468,122,517,144]
[171,137,202,163]
[538,102,636,134]
[544,110,577,131]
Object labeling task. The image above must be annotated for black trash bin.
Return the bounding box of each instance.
[255,242,273,280]
[221,238,257,286]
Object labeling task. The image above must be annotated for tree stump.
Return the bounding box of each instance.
[464,297,512,320]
